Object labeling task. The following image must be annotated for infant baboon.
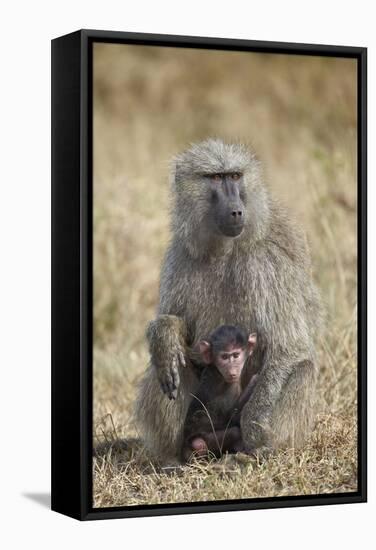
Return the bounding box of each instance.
[182,325,258,462]
[135,138,322,463]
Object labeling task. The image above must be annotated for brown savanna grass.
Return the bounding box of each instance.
[92,44,357,508]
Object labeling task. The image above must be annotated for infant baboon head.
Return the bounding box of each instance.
[199,325,257,384]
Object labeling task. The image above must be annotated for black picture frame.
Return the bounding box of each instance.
[51,29,367,521]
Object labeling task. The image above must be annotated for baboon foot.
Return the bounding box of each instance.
[243,445,273,461]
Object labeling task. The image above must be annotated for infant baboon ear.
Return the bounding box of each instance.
[247,333,257,355]
[198,340,212,365]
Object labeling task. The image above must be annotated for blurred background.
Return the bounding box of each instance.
[93,43,357,506]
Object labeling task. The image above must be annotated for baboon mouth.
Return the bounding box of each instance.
[219,224,244,238]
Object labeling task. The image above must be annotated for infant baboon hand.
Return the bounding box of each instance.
[155,344,186,400]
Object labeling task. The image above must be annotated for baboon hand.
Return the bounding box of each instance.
[155,343,186,400]
[146,314,188,399]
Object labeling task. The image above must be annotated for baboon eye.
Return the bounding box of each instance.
[231,172,241,180]
[212,174,222,182]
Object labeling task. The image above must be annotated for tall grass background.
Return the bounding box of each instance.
[93,44,357,507]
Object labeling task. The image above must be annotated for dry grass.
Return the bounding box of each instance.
[92,44,358,508]
[93,413,357,507]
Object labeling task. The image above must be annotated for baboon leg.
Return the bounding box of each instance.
[269,360,318,449]
[134,362,199,463]
[240,360,317,454]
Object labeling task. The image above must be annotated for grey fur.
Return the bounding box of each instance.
[134,138,322,463]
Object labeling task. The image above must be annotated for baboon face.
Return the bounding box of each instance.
[173,139,262,242]
[199,330,257,384]
[203,172,245,237]
[213,345,248,383]
[199,340,248,383]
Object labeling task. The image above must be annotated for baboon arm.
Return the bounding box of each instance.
[146,314,189,399]
[183,379,214,436]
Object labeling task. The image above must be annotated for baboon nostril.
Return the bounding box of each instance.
[231,211,237,217]
[238,211,242,216]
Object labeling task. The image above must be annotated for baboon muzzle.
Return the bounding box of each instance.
[218,206,244,236]
[214,178,245,237]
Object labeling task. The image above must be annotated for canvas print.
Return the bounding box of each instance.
[92,43,357,508]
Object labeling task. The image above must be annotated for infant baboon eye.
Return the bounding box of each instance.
[212,174,222,182]
[231,172,241,180]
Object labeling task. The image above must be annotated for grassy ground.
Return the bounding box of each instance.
[92,44,358,508]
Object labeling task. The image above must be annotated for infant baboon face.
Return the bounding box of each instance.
[199,329,257,385]
[214,345,248,383]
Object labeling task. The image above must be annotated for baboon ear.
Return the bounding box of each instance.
[198,340,212,364]
[247,333,257,355]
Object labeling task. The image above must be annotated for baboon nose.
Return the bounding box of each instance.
[219,205,245,236]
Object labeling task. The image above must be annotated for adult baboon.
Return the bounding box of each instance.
[135,138,322,463]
